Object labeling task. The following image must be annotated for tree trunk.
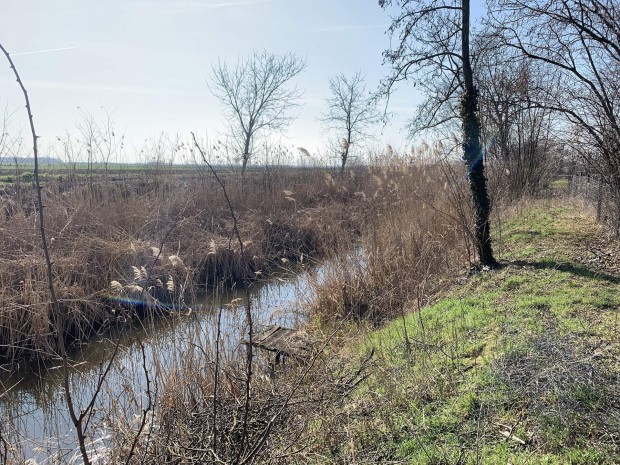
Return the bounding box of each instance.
[340,146,349,176]
[613,185,620,238]
[461,0,498,268]
[241,131,252,177]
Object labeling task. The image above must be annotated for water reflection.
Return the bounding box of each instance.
[0,262,320,462]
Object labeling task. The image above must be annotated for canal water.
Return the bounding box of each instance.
[0,263,322,463]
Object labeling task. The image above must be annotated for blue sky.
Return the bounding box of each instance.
[0,0,485,163]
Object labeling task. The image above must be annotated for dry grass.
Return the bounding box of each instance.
[493,331,620,452]
[102,320,375,465]
[0,164,408,363]
[310,159,472,325]
[98,159,481,464]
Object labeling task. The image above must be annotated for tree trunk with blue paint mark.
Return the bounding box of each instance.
[461,0,497,268]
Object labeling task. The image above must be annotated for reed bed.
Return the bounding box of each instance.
[0,165,381,363]
[96,158,480,464]
[310,159,472,325]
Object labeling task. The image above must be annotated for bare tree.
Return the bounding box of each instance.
[209,50,306,176]
[380,0,498,267]
[320,72,379,174]
[490,0,620,231]
[0,106,23,173]
[475,39,558,199]
[0,105,12,166]
[75,108,124,172]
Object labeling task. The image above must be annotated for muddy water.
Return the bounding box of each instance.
[0,263,321,463]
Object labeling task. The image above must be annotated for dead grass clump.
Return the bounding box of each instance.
[0,256,54,359]
[106,326,375,464]
[0,252,107,361]
[0,232,193,360]
[142,375,291,464]
[311,162,470,325]
[262,213,317,261]
[492,333,620,452]
[259,204,358,264]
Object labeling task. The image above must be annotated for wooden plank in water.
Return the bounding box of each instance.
[250,325,312,359]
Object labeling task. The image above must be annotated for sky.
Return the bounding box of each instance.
[0,0,485,164]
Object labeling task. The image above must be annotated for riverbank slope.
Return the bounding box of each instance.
[317,200,620,464]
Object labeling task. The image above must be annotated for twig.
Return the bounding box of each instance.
[191,132,254,462]
[125,336,154,464]
[0,42,95,464]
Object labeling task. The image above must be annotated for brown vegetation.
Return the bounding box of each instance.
[0,163,414,362]
[90,156,479,464]
[310,159,471,325]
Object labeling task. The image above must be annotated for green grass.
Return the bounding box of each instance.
[325,201,620,464]
[549,178,569,189]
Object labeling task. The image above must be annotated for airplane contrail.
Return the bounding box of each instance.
[12,46,76,56]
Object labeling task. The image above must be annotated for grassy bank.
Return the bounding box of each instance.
[312,201,620,464]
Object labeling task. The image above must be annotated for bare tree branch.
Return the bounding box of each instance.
[380,0,498,266]
[209,51,306,176]
[320,72,380,174]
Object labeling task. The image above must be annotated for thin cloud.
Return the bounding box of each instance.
[310,24,388,33]
[12,46,76,57]
[127,0,274,14]
[208,0,274,8]
[3,79,210,98]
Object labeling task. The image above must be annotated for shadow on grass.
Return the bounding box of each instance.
[508,259,620,284]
